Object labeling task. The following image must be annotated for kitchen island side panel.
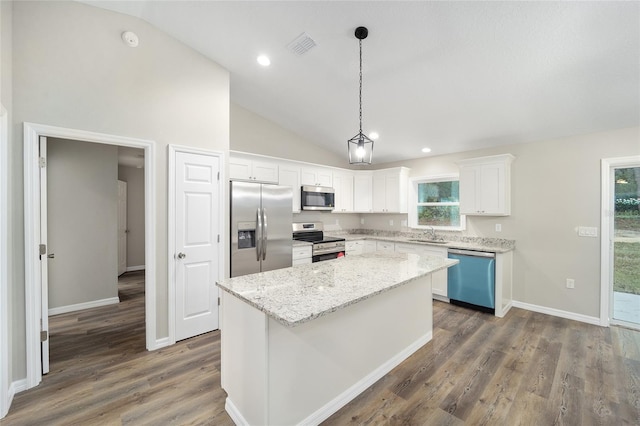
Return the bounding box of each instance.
[267,274,433,425]
[220,292,268,426]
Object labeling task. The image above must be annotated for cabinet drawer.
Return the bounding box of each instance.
[293,258,312,266]
[292,246,312,260]
[376,241,395,252]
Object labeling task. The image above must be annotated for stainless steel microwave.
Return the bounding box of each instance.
[301,186,335,211]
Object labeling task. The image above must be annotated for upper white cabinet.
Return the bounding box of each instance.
[333,171,354,213]
[230,156,279,183]
[353,172,373,213]
[372,167,410,213]
[279,163,301,213]
[301,166,333,187]
[458,154,514,216]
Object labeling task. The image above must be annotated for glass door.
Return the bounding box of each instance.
[612,166,640,327]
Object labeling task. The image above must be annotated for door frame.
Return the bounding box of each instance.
[23,122,157,389]
[1,105,10,417]
[167,144,226,344]
[600,155,640,327]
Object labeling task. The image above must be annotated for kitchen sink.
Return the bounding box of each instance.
[408,239,448,244]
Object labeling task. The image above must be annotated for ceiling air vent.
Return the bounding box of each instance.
[287,32,317,56]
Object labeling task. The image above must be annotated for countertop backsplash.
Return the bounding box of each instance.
[329,228,516,251]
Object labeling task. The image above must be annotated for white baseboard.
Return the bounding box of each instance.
[48,297,120,316]
[301,331,433,426]
[225,398,249,426]
[126,265,145,272]
[512,300,601,326]
[12,378,28,394]
[432,294,449,303]
[151,337,171,351]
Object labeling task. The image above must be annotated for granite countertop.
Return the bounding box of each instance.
[292,240,313,247]
[331,232,515,253]
[217,252,458,327]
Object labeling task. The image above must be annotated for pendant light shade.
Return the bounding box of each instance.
[347,26,374,165]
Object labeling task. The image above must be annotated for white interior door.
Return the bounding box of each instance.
[175,151,220,341]
[39,136,50,375]
[117,180,127,276]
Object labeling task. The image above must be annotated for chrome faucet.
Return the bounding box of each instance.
[424,226,438,240]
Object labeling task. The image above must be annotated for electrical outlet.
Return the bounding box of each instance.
[360,218,364,225]
[578,226,598,237]
[389,219,394,226]
[495,224,502,232]
[566,278,575,289]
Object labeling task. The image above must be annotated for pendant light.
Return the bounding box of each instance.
[347,26,374,165]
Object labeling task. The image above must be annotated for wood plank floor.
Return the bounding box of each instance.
[3,271,639,425]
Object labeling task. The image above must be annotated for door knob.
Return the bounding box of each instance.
[47,253,55,259]
[177,252,186,259]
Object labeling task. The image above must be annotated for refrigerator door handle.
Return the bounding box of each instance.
[256,207,262,261]
[262,208,268,260]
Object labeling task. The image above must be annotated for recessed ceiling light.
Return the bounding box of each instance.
[369,132,379,140]
[257,55,271,66]
[421,147,432,153]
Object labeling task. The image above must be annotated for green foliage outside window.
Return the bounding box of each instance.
[416,180,461,228]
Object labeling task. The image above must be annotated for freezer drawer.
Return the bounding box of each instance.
[447,249,495,311]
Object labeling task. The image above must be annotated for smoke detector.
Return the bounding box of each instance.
[121,31,139,48]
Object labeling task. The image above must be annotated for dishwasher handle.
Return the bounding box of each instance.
[448,248,495,258]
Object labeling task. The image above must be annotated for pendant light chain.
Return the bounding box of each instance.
[347,26,373,165]
[359,38,363,135]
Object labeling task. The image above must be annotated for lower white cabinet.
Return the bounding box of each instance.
[292,245,312,266]
[395,243,448,299]
[364,240,377,253]
[345,240,364,256]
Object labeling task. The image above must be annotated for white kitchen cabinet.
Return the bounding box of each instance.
[279,163,301,213]
[345,240,363,256]
[458,154,514,216]
[333,171,354,213]
[376,241,395,253]
[292,244,312,266]
[353,172,373,212]
[230,156,279,183]
[301,166,333,187]
[372,167,410,213]
[364,240,377,253]
[495,251,513,318]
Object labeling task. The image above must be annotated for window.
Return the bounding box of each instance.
[409,175,465,230]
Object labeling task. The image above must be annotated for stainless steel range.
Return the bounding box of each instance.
[292,222,346,262]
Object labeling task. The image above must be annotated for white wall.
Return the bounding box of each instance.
[118,166,145,269]
[48,138,118,309]
[231,103,347,168]
[379,126,640,318]
[11,1,229,381]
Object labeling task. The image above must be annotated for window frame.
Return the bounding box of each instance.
[409,174,466,231]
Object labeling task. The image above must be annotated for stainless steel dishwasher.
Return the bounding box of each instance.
[447,249,496,313]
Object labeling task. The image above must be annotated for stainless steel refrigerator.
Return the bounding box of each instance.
[230,181,293,277]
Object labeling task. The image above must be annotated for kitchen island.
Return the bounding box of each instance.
[217,252,458,426]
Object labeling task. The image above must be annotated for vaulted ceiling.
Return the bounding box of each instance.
[84,1,640,164]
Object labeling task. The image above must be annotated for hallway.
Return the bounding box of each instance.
[3,271,231,425]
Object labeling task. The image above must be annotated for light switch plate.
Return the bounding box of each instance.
[389,219,394,226]
[578,226,598,237]
[495,224,502,232]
